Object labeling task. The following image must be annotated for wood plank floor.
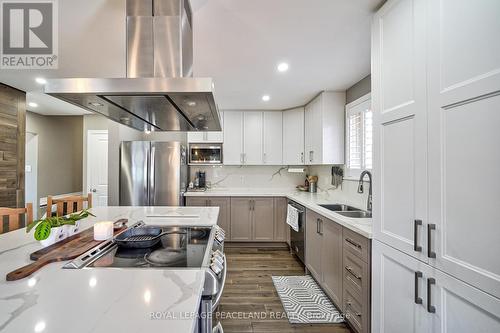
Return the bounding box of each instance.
[216,247,352,333]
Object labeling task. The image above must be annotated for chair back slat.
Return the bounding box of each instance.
[47,194,92,217]
[0,203,34,234]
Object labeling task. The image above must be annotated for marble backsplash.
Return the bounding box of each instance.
[189,165,305,189]
[189,165,371,210]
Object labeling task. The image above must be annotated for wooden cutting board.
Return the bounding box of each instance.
[6,219,128,281]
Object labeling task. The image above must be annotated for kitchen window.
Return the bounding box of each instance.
[345,94,372,178]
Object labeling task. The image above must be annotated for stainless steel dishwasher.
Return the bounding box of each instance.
[288,200,306,264]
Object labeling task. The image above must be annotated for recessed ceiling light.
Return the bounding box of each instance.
[277,62,289,72]
[35,77,47,85]
[262,95,270,102]
[28,102,38,108]
[88,102,103,107]
[187,101,197,107]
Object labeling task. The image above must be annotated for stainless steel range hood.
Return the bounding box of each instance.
[45,0,221,132]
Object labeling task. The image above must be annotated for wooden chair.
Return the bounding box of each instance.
[46,193,92,217]
[0,203,33,234]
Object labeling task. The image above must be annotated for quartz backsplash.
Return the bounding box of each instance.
[189,165,371,211]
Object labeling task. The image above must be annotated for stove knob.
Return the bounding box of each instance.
[212,255,223,265]
[215,233,225,243]
[210,262,223,275]
[217,228,226,236]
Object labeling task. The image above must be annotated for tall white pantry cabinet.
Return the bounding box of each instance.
[371,0,500,332]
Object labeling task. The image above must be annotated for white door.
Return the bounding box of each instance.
[262,111,282,165]
[223,111,243,165]
[243,111,263,165]
[282,107,305,165]
[372,0,429,262]
[429,267,500,333]
[427,0,500,298]
[372,240,430,333]
[25,133,38,216]
[87,130,108,207]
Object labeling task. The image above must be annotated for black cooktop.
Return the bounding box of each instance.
[89,226,212,268]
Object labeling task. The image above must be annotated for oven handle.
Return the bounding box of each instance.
[212,254,227,311]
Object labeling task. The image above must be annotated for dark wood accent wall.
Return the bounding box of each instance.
[0,84,25,208]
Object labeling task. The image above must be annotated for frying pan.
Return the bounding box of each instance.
[114,226,186,249]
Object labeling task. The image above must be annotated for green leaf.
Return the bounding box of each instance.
[26,220,41,233]
[34,221,52,241]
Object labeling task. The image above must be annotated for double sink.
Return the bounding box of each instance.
[318,204,372,218]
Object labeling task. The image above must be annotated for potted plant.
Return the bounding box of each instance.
[26,210,95,247]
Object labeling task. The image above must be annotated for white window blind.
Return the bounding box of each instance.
[346,96,372,177]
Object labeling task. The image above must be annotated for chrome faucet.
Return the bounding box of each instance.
[358,170,372,212]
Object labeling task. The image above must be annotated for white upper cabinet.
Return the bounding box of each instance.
[372,0,429,263]
[243,111,263,165]
[304,91,345,165]
[283,107,305,165]
[262,111,283,165]
[188,111,224,143]
[427,0,500,298]
[223,111,243,165]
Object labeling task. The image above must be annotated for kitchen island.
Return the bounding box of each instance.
[0,206,219,333]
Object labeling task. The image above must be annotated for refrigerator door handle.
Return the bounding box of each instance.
[150,143,156,206]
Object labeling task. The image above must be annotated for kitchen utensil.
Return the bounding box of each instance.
[7,225,127,281]
[114,226,186,249]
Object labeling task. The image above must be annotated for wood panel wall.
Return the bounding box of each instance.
[0,84,25,208]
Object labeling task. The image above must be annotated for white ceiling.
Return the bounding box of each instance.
[0,0,380,115]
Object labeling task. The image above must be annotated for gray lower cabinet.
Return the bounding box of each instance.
[342,228,371,333]
[230,197,253,241]
[185,196,231,239]
[230,197,277,241]
[305,209,323,280]
[321,219,343,307]
[273,197,287,242]
[186,195,290,242]
[305,208,371,333]
[253,198,274,241]
[305,209,343,308]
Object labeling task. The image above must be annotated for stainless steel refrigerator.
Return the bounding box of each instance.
[119,141,187,206]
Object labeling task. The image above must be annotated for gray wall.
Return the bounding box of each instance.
[26,112,83,210]
[346,75,371,104]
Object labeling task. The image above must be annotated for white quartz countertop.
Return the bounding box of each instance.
[0,206,220,333]
[185,188,372,238]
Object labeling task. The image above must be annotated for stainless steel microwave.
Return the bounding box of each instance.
[189,143,223,165]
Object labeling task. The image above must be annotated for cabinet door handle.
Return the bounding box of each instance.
[263,153,267,163]
[345,237,362,250]
[300,152,304,163]
[427,224,436,258]
[309,151,313,162]
[316,218,320,234]
[414,271,423,304]
[345,266,361,280]
[414,219,422,252]
[240,153,243,164]
[427,278,436,313]
[318,219,323,235]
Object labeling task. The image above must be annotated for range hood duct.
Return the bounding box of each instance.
[45,0,221,132]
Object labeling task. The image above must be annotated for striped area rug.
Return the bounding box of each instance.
[272,275,344,324]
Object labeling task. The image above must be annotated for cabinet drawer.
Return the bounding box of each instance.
[343,250,369,296]
[343,227,370,262]
[343,285,365,333]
